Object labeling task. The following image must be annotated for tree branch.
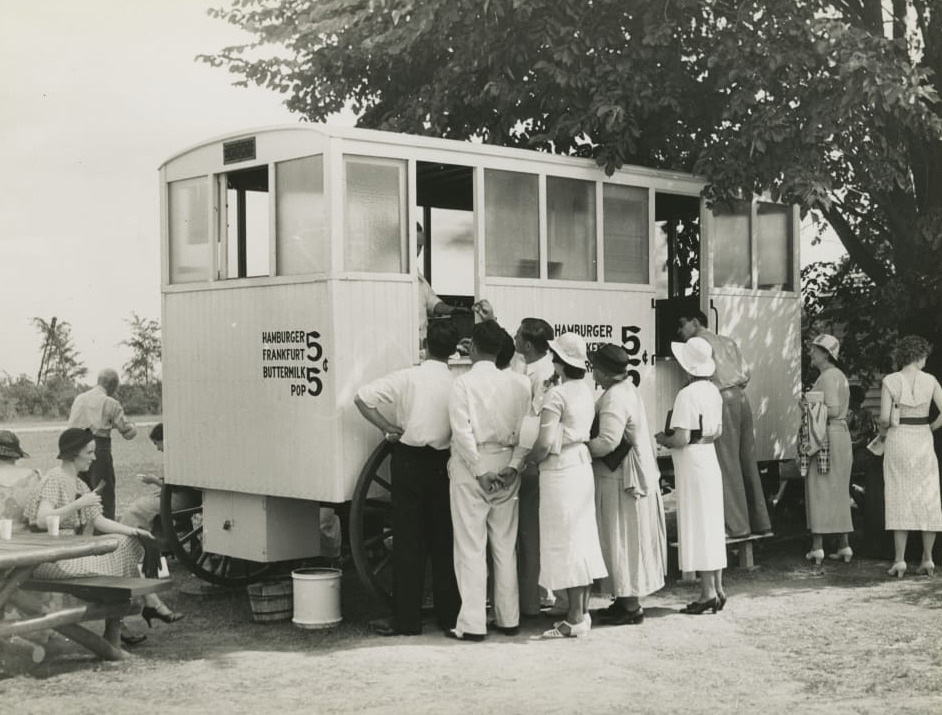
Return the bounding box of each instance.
[823,205,891,285]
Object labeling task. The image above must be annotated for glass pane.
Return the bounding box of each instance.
[713,202,751,288]
[344,158,405,273]
[604,184,648,283]
[168,177,210,284]
[484,169,539,278]
[429,208,474,295]
[547,177,596,281]
[756,203,792,291]
[276,155,327,276]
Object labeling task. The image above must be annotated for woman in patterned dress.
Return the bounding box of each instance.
[880,336,942,578]
[803,334,854,565]
[24,428,183,641]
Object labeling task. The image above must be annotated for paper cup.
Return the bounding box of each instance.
[0,518,13,541]
[46,514,60,536]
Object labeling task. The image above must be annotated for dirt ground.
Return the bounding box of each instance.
[3,545,942,715]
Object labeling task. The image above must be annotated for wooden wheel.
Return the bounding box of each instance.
[159,483,272,587]
[349,441,395,608]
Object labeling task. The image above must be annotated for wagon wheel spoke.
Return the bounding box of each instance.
[171,505,202,518]
[373,475,392,492]
[350,440,396,607]
[179,525,203,548]
[372,553,392,577]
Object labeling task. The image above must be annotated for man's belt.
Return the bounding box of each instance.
[899,417,930,425]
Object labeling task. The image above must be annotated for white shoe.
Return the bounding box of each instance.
[540,619,589,639]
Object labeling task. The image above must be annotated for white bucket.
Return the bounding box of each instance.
[291,567,342,629]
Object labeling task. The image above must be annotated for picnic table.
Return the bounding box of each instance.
[0,532,159,663]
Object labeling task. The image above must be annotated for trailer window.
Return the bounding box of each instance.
[484,169,539,278]
[276,155,326,276]
[547,177,596,281]
[168,177,210,284]
[344,157,407,273]
[223,166,270,279]
[713,201,752,288]
[603,185,648,284]
[756,203,793,291]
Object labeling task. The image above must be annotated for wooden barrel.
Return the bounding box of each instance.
[246,579,293,623]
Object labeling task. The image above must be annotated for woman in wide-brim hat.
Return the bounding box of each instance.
[588,344,666,625]
[803,334,854,566]
[655,337,727,614]
[0,430,40,528]
[522,332,607,638]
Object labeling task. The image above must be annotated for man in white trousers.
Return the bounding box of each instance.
[447,321,531,641]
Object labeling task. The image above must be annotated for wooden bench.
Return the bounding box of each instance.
[669,533,774,581]
[2,576,173,660]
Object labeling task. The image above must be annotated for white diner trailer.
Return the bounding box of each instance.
[158,124,801,594]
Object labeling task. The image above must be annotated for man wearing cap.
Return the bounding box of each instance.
[447,321,531,641]
[68,368,137,520]
[354,321,462,637]
[678,311,771,538]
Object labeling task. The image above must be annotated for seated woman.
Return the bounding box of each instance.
[24,428,183,645]
[0,430,40,528]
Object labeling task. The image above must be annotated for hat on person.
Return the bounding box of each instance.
[0,430,28,459]
[548,333,588,370]
[591,343,630,376]
[56,427,94,460]
[811,334,840,361]
[671,337,716,377]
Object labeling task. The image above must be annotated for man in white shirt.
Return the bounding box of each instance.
[447,321,531,641]
[68,368,137,520]
[355,321,462,636]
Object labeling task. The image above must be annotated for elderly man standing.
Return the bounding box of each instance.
[447,321,531,641]
[68,368,137,520]
[355,321,462,636]
[678,310,772,538]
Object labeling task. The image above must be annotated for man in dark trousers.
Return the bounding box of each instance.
[679,311,772,537]
[354,321,462,636]
[68,368,137,520]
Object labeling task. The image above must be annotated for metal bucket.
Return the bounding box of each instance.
[246,579,293,623]
[291,567,342,629]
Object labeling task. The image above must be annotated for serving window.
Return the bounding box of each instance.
[713,201,752,288]
[712,200,794,291]
[168,177,211,284]
[344,156,407,273]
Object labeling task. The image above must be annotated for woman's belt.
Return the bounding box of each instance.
[478,442,512,454]
[899,417,930,425]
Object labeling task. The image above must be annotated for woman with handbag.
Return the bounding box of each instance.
[803,334,854,565]
[588,344,666,625]
[655,337,726,614]
[880,335,942,578]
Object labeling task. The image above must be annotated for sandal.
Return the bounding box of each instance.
[540,619,589,638]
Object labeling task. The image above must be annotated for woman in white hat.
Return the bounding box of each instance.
[804,334,853,565]
[521,332,607,637]
[655,337,727,614]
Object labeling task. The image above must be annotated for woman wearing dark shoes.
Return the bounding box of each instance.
[24,428,184,645]
[655,339,726,615]
[589,344,666,626]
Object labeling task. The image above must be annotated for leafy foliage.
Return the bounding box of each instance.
[202,0,942,373]
[120,312,162,385]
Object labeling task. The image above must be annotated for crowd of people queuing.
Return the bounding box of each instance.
[2,307,941,646]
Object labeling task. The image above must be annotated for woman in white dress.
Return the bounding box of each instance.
[523,332,607,638]
[880,335,942,578]
[589,344,666,625]
[655,338,727,614]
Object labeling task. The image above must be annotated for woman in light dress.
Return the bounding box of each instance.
[803,334,854,565]
[880,335,942,578]
[523,332,607,638]
[0,430,40,528]
[589,344,665,625]
[655,337,726,614]
[24,428,182,644]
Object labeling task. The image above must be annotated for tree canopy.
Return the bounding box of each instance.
[202,0,942,378]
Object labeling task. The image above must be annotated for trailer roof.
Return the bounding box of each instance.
[159,123,703,185]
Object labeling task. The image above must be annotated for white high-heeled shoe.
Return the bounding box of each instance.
[917,560,935,577]
[827,546,853,563]
[805,549,825,566]
[887,561,907,578]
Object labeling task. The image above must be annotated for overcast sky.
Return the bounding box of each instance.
[0,0,846,383]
